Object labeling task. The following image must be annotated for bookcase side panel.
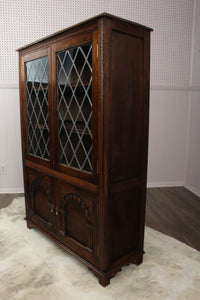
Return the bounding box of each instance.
[109,24,149,183]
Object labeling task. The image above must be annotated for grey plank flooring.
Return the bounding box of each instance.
[146,187,200,251]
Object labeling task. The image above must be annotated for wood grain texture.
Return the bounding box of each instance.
[16,13,152,52]
[1,187,199,253]
[110,29,144,182]
[17,14,152,286]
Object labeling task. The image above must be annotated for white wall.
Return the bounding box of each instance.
[185,0,200,196]
[148,89,189,187]
[0,88,23,192]
[0,0,197,193]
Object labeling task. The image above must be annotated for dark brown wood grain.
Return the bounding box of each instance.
[2,185,200,287]
[110,188,141,261]
[16,13,152,52]
[51,29,98,182]
[17,13,152,286]
[110,29,145,182]
[1,187,199,253]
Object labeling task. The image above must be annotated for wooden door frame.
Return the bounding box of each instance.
[20,47,53,168]
[51,29,98,183]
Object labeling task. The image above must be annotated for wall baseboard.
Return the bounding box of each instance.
[0,188,24,194]
[150,85,200,91]
[147,181,184,188]
[0,83,19,89]
[147,181,200,198]
[184,184,200,198]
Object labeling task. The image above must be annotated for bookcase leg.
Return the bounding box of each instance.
[26,219,33,230]
[98,275,110,287]
[136,254,143,266]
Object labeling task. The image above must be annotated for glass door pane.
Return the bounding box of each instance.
[25,56,49,160]
[56,43,93,173]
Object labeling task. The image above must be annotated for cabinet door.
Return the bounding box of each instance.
[26,170,55,232]
[21,48,52,167]
[55,181,98,265]
[52,30,98,181]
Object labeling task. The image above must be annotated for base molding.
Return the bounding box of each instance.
[0,188,24,194]
[25,217,144,287]
[147,181,183,188]
[89,251,144,287]
[184,184,200,197]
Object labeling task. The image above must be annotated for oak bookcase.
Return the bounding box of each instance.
[17,13,152,286]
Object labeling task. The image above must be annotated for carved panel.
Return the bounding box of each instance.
[58,193,93,250]
[29,176,53,228]
[31,177,51,199]
[60,193,92,224]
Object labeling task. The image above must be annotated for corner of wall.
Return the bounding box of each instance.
[184,0,200,197]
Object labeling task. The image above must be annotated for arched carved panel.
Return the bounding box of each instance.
[59,193,93,250]
[60,193,92,224]
[29,177,53,228]
[31,177,51,199]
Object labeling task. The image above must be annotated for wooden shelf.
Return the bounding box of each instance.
[27,82,48,91]
[58,120,91,136]
[58,81,91,89]
[33,124,48,130]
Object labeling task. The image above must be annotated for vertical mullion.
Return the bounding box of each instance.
[91,30,98,177]
[51,44,57,169]
[47,47,54,167]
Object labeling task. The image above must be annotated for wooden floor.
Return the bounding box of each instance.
[0,187,200,251]
[146,187,200,251]
[0,193,24,209]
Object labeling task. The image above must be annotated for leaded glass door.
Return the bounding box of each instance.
[23,48,52,166]
[53,32,98,180]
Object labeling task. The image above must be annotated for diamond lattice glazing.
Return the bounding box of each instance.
[57,44,93,173]
[25,57,49,160]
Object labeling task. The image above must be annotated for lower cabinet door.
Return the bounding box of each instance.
[26,170,54,231]
[55,180,98,265]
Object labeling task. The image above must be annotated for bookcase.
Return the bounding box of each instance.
[17,13,152,286]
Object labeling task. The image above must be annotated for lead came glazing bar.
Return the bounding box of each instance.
[56,43,93,173]
[25,56,50,160]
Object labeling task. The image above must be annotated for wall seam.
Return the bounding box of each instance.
[184,0,197,186]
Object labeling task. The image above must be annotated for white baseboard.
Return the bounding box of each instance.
[184,184,200,198]
[0,188,24,194]
[147,181,184,188]
[0,83,19,89]
[147,181,200,198]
